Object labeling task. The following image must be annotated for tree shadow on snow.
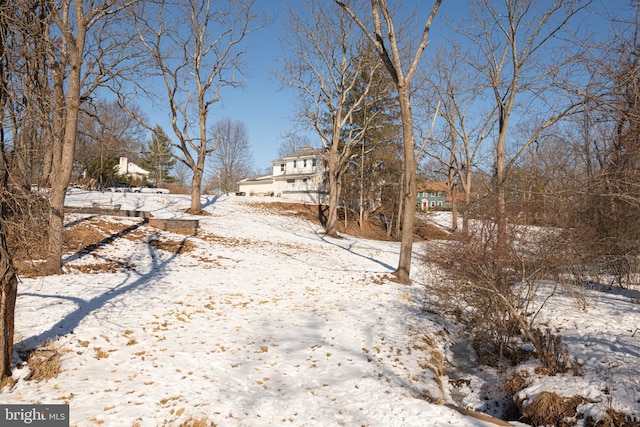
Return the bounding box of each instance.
[15,227,191,357]
[574,280,640,301]
[201,195,221,209]
[318,233,396,272]
[62,219,148,264]
[64,215,97,228]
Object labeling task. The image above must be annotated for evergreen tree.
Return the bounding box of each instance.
[140,126,176,184]
[341,44,401,230]
[86,157,120,187]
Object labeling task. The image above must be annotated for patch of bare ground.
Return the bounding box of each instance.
[66,261,136,274]
[199,232,251,247]
[184,208,212,216]
[248,201,449,241]
[148,237,195,254]
[15,216,195,276]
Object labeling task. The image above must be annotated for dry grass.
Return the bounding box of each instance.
[585,409,640,427]
[24,339,62,382]
[250,201,448,242]
[0,375,17,391]
[173,417,216,427]
[503,371,530,396]
[520,391,592,426]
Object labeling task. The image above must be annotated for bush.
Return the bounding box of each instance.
[4,187,50,264]
[429,218,574,373]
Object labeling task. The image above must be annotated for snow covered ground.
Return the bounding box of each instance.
[1,190,638,426]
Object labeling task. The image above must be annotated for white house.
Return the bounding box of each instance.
[238,146,328,203]
[118,157,150,180]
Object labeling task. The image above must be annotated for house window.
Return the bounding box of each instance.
[302,178,308,183]
[287,179,295,183]
[431,201,436,207]
[304,159,307,168]
[280,163,285,172]
[437,201,443,207]
[293,160,297,168]
[312,158,317,167]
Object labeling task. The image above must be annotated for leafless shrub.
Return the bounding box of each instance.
[3,186,50,264]
[503,371,530,396]
[570,177,640,290]
[429,218,574,373]
[531,328,581,376]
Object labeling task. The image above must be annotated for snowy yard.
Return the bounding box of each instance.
[1,190,639,426]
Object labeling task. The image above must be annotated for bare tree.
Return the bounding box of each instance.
[125,0,261,214]
[172,161,191,187]
[458,0,590,242]
[77,100,146,187]
[0,0,19,379]
[44,0,139,274]
[278,133,314,159]
[0,192,17,379]
[424,46,493,234]
[277,0,383,238]
[335,0,442,284]
[567,2,640,286]
[210,118,254,195]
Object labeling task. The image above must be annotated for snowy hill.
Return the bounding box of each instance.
[2,189,638,426]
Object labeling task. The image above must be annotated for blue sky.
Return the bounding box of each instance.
[139,0,295,174]
[209,0,450,173]
[212,0,291,172]
[142,0,618,175]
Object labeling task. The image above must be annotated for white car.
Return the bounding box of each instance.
[133,184,170,194]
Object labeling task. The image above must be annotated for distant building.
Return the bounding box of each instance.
[238,146,327,203]
[417,181,449,211]
[236,173,277,196]
[118,157,150,180]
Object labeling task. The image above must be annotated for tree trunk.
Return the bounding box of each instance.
[447,160,458,232]
[359,141,365,228]
[393,88,417,285]
[45,52,83,275]
[1,135,17,378]
[496,109,508,245]
[395,170,404,239]
[325,150,341,238]
[451,182,459,233]
[463,190,470,234]
[190,167,203,214]
[0,221,17,378]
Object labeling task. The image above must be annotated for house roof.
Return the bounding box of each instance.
[417,181,448,193]
[239,174,274,184]
[118,157,150,176]
[126,163,150,176]
[273,145,324,163]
